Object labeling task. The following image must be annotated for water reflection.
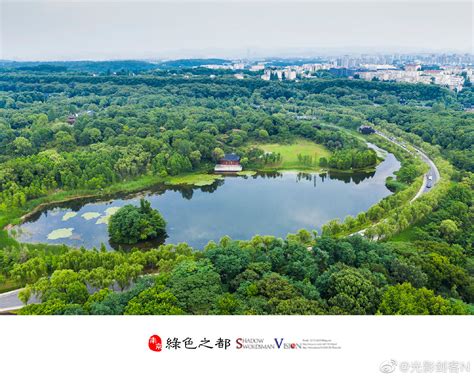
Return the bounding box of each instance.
[15,151,400,250]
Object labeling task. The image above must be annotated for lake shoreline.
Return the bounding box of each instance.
[12,159,399,250]
[3,163,382,233]
[3,137,392,249]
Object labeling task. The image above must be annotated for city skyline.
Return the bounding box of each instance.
[1,0,472,61]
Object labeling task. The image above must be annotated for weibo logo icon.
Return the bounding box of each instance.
[148,335,162,352]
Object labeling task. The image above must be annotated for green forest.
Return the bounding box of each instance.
[0,63,472,315]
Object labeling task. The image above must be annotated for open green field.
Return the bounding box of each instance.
[255,139,331,170]
[389,225,420,242]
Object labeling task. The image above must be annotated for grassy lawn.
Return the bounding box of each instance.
[255,139,331,170]
[389,226,420,242]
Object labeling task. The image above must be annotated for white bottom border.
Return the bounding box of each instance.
[0,315,472,378]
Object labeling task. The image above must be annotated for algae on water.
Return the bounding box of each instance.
[104,206,121,216]
[81,212,101,220]
[62,211,78,221]
[47,228,74,240]
[96,215,111,225]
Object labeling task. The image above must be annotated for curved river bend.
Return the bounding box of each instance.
[13,147,400,250]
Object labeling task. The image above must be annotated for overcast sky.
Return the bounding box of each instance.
[1,0,472,61]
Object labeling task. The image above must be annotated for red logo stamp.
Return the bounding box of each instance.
[148,335,162,352]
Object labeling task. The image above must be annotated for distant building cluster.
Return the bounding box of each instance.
[260,63,334,81]
[357,64,471,92]
[198,53,473,91]
[261,67,297,81]
[331,53,474,67]
[202,62,246,70]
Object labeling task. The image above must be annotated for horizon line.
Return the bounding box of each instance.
[2,52,474,64]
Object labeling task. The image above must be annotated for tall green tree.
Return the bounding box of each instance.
[108,199,166,244]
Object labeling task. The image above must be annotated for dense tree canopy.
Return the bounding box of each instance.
[0,65,472,315]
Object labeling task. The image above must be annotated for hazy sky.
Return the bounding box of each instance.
[1,0,472,61]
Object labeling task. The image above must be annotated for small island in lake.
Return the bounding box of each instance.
[108,199,167,244]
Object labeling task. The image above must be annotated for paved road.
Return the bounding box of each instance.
[0,282,126,313]
[411,144,441,202]
[351,130,440,237]
[0,274,158,313]
[374,130,440,200]
[0,289,39,313]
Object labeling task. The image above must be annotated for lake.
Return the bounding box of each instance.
[13,147,400,250]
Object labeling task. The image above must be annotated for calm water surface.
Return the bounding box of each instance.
[14,149,400,250]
